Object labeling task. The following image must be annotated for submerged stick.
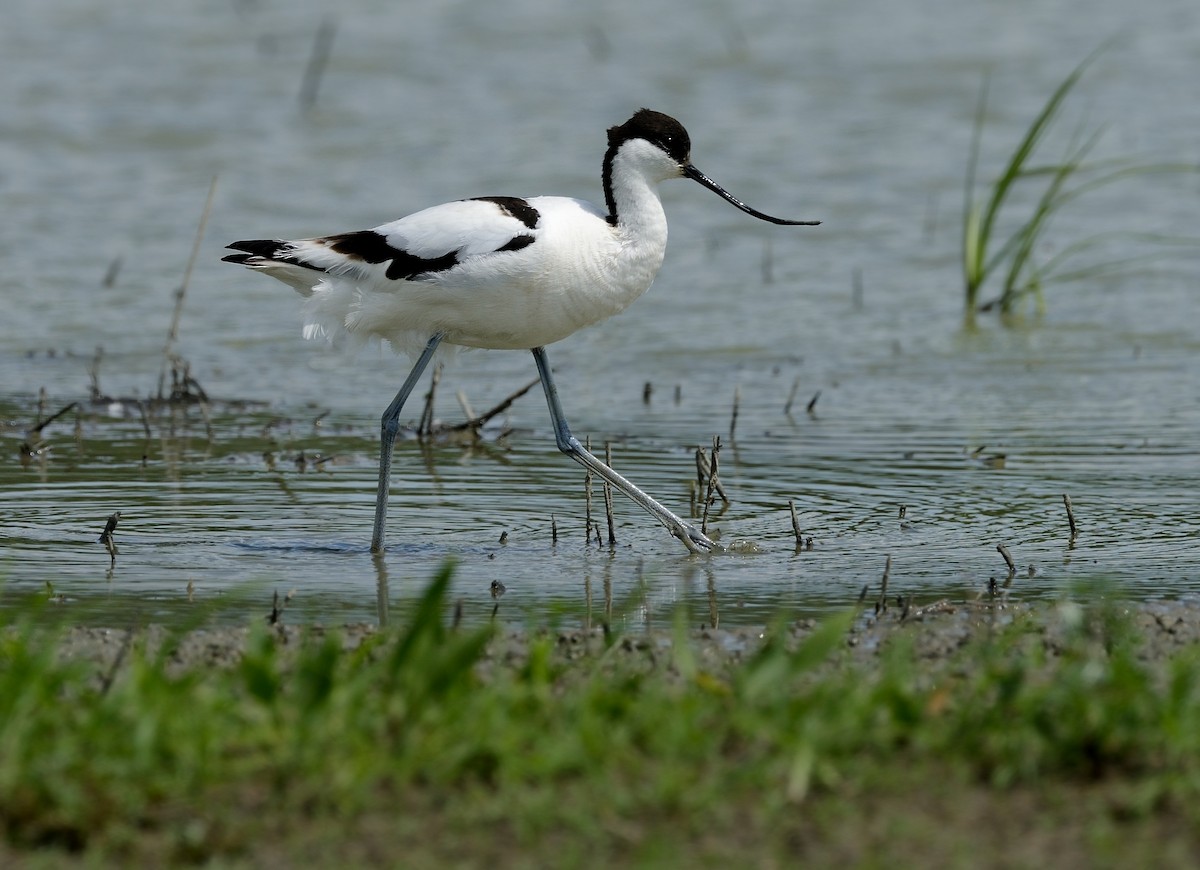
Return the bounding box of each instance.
[88,346,105,402]
[158,176,218,401]
[266,590,294,624]
[1062,493,1078,536]
[784,377,801,416]
[27,401,80,439]
[876,554,892,614]
[996,542,1016,576]
[788,499,803,548]
[701,436,721,535]
[98,511,121,567]
[729,386,741,441]
[417,363,442,437]
[694,444,730,506]
[102,255,123,288]
[455,390,476,423]
[449,376,539,433]
[584,435,593,542]
[299,16,337,113]
[603,442,616,546]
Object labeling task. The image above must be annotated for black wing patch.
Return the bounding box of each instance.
[496,234,536,253]
[472,196,540,230]
[326,230,459,280]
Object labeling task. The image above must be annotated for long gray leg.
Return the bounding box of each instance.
[371,333,445,553]
[531,346,716,554]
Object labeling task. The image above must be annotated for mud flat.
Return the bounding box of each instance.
[47,595,1200,676]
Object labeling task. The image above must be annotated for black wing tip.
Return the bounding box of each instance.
[221,253,256,265]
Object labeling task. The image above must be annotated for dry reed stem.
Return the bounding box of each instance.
[456,390,476,422]
[694,445,730,506]
[584,435,593,542]
[449,376,539,433]
[417,363,442,437]
[603,442,616,546]
[876,555,892,614]
[158,176,217,401]
[729,386,741,441]
[701,436,721,535]
[299,16,337,112]
[784,377,801,416]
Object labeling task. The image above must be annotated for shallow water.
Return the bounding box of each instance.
[2,0,1198,629]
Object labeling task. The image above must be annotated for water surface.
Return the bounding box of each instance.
[2,0,1197,628]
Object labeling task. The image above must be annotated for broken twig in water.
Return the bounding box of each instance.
[806,390,821,414]
[1062,493,1078,536]
[88,346,105,402]
[27,400,79,441]
[694,444,730,506]
[98,511,121,567]
[789,499,803,548]
[102,255,123,289]
[784,377,801,416]
[455,390,476,422]
[729,386,741,441]
[584,435,593,542]
[603,442,616,546]
[417,363,442,437]
[996,543,1016,577]
[448,376,539,434]
[158,176,217,402]
[875,555,892,615]
[266,589,295,626]
[701,436,721,535]
[298,16,337,113]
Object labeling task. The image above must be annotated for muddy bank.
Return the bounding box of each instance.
[44,596,1200,679]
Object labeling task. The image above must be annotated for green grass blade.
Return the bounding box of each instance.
[963,46,1109,305]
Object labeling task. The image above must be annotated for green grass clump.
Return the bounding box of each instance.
[962,48,1197,319]
[2,571,1200,864]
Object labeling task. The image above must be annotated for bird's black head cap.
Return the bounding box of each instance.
[606,108,691,164]
[603,109,692,223]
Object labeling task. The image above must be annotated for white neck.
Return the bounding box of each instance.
[605,138,679,249]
